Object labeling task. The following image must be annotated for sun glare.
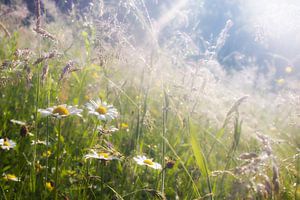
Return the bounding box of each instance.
[153,0,188,35]
[243,0,300,56]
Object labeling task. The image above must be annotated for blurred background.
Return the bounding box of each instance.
[2,0,300,76]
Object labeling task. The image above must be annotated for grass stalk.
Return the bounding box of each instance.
[219,117,242,196]
[31,0,42,194]
[1,185,8,200]
[135,69,145,152]
[161,89,168,194]
[31,65,41,194]
[45,75,51,183]
[161,135,201,198]
[189,118,213,200]
[44,115,50,197]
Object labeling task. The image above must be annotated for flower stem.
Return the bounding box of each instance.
[89,120,99,147]
[54,119,62,200]
[101,162,104,200]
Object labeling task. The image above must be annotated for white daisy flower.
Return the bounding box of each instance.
[0,138,16,150]
[2,173,20,182]
[84,149,118,161]
[10,119,26,126]
[38,104,83,118]
[86,99,118,121]
[133,155,162,170]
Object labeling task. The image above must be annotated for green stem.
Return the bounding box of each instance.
[220,117,242,197]
[135,107,141,152]
[161,135,201,197]
[43,67,51,198]
[45,79,50,181]
[135,69,145,152]
[1,185,8,200]
[295,155,300,200]
[54,119,62,200]
[32,0,42,192]
[161,90,168,194]
[31,64,40,194]
[84,160,90,199]
[89,120,100,147]
[101,162,104,200]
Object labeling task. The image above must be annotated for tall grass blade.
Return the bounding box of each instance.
[189,122,213,199]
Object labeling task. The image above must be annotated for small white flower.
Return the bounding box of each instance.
[31,140,49,145]
[86,99,118,121]
[0,138,16,150]
[84,149,118,161]
[133,155,162,170]
[38,104,83,118]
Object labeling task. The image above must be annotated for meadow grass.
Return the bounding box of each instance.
[0,1,299,199]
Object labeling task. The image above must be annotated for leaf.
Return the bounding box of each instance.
[215,128,225,140]
[189,123,213,199]
[190,125,209,177]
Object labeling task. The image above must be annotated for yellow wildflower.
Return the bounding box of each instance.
[45,181,54,191]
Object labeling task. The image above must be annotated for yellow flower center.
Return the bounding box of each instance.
[98,152,109,158]
[3,140,10,146]
[45,182,54,191]
[52,106,69,116]
[143,159,154,165]
[42,150,51,157]
[96,106,107,115]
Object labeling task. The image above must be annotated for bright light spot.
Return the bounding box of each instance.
[154,0,188,35]
[241,0,300,56]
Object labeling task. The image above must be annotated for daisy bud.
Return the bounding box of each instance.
[20,125,29,137]
[166,159,175,169]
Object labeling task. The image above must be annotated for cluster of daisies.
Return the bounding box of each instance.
[37,99,118,120]
[1,98,163,182]
[38,98,162,169]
